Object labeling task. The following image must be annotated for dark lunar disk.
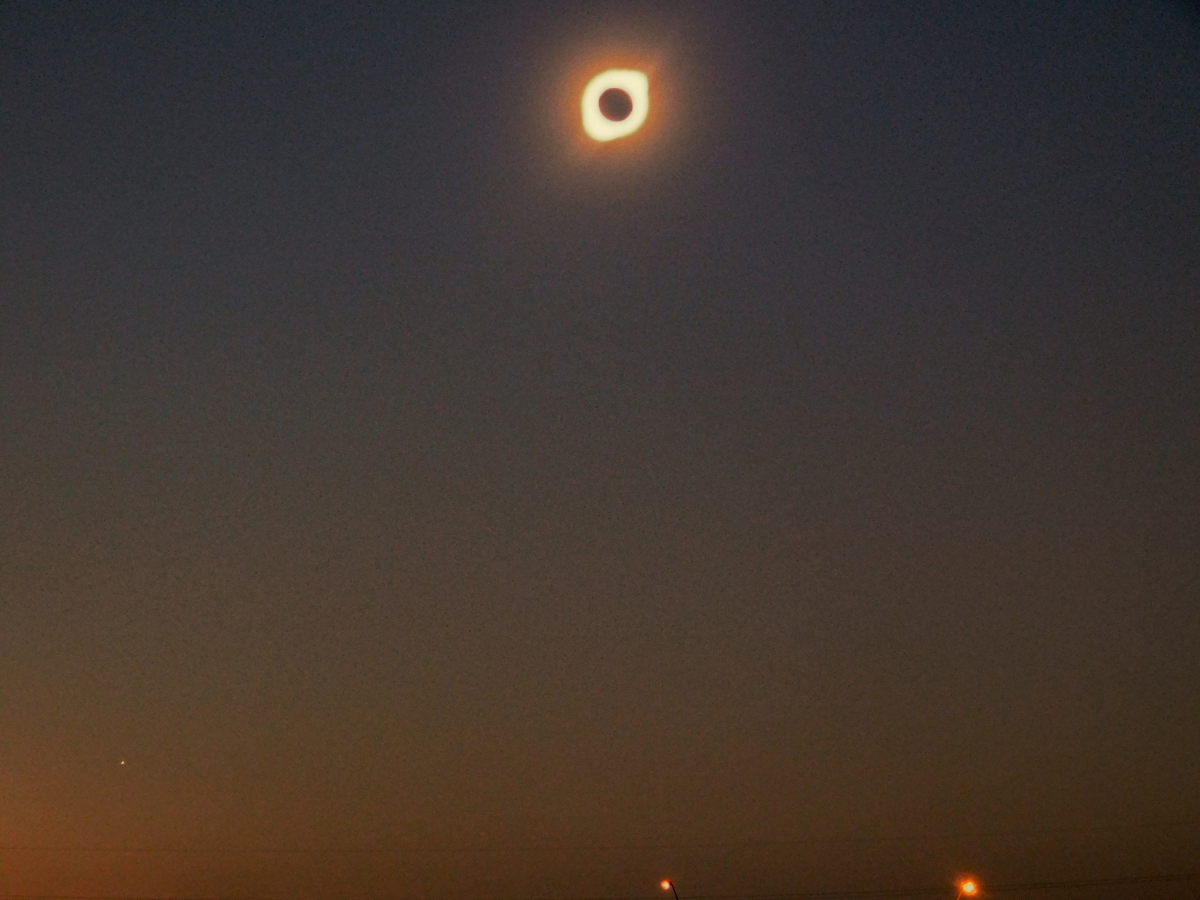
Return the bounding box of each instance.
[599,88,633,121]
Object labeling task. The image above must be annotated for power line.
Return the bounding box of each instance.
[690,876,1200,900]
[990,874,1200,892]
[1,820,1197,856]
[3,875,1200,900]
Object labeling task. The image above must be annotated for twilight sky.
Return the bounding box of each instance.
[2,3,1198,900]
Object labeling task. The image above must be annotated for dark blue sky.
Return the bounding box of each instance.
[2,3,1198,900]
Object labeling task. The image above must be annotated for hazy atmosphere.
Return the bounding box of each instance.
[2,3,1198,900]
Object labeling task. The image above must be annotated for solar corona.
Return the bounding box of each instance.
[581,69,649,141]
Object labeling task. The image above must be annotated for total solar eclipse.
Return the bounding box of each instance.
[582,69,648,141]
[599,88,633,121]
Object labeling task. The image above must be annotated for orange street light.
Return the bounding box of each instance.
[661,880,680,900]
[957,878,980,898]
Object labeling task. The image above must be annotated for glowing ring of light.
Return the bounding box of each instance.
[582,69,649,142]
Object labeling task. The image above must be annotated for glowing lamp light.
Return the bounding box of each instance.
[661,882,673,892]
[959,880,979,896]
[582,69,649,141]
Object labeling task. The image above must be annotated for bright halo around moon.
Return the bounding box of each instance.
[582,69,649,142]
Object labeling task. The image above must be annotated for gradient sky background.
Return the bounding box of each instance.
[2,2,1199,900]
